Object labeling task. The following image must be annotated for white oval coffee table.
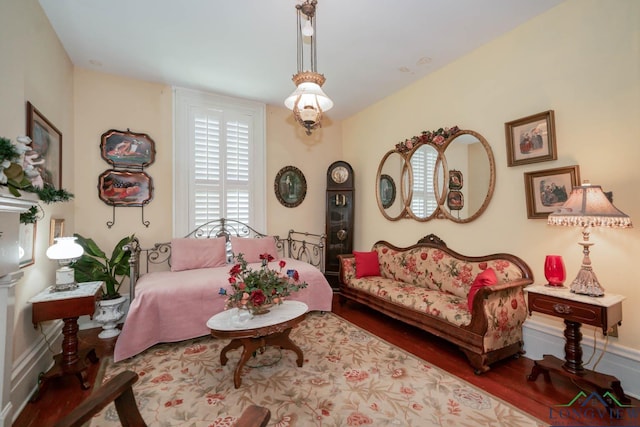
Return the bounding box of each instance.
[207,301,308,388]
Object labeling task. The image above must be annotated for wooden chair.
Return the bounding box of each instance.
[53,370,271,427]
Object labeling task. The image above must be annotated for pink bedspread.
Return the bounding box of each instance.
[114,259,333,362]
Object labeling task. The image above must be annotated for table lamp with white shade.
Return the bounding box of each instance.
[46,236,84,292]
[547,182,632,297]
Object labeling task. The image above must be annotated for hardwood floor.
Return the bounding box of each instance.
[14,294,639,426]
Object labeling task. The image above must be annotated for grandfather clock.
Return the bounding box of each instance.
[325,161,354,289]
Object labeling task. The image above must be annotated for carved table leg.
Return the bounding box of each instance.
[267,328,303,367]
[31,317,99,402]
[220,339,243,366]
[220,328,304,389]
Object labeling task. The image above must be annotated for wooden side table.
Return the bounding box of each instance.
[29,281,103,402]
[526,284,629,405]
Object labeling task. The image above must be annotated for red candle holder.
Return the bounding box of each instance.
[544,255,566,287]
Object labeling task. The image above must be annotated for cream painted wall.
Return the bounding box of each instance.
[342,0,640,349]
[266,106,342,237]
[0,0,75,363]
[73,68,173,277]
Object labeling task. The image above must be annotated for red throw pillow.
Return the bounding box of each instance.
[467,268,498,310]
[354,251,381,278]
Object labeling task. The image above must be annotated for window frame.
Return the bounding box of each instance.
[173,87,266,237]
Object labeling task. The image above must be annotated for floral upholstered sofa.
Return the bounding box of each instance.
[338,234,533,373]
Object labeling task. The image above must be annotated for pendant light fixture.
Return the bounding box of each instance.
[284,0,333,136]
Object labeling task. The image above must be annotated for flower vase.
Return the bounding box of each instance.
[544,255,566,287]
[95,296,127,339]
[231,307,253,325]
[251,303,273,315]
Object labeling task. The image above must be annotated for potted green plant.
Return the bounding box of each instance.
[73,233,135,339]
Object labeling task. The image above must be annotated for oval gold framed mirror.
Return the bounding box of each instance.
[376,129,495,223]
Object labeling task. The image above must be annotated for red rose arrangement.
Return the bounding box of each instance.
[219,252,307,314]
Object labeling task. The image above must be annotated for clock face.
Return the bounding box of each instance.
[331,166,349,184]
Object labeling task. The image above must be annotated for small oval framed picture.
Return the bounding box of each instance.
[98,170,154,207]
[379,174,396,209]
[274,166,307,208]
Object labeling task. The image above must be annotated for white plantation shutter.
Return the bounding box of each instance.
[174,88,266,237]
[410,148,438,216]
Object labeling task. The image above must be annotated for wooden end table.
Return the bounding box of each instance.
[207,301,307,388]
[29,281,103,402]
[526,284,629,405]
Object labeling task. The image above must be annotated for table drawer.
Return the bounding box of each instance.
[528,293,604,327]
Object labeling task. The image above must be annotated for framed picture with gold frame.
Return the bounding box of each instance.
[26,102,62,188]
[524,165,580,219]
[49,218,65,246]
[505,110,557,167]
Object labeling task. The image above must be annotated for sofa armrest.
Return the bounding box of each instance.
[467,278,532,334]
[337,254,356,286]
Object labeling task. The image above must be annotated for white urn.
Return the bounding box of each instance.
[94,296,127,339]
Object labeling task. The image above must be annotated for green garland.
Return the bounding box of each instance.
[19,206,39,224]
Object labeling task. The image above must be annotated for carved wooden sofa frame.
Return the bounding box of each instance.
[338,234,534,374]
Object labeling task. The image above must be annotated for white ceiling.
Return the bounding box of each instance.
[39,0,564,120]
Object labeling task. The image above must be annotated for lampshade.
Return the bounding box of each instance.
[284,0,333,136]
[46,237,84,292]
[284,79,334,112]
[547,184,632,229]
[547,183,632,296]
[46,237,84,260]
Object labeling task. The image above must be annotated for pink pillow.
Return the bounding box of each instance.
[354,251,381,278]
[467,268,498,310]
[230,236,279,263]
[170,237,227,272]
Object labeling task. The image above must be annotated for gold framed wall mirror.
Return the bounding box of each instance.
[376,129,495,223]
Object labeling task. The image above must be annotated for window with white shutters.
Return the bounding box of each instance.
[410,148,438,216]
[174,88,266,237]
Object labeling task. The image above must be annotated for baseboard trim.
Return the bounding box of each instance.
[10,321,61,424]
[523,317,640,399]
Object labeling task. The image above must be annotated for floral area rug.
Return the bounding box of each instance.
[90,312,546,427]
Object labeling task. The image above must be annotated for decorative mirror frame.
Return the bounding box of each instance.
[376,129,496,223]
[375,150,411,221]
[274,165,307,208]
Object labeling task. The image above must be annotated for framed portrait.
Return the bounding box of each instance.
[505,110,557,167]
[274,166,307,208]
[448,170,463,190]
[19,222,37,268]
[524,165,580,219]
[447,190,464,211]
[100,129,156,168]
[26,102,62,188]
[49,218,65,246]
[98,170,154,207]
[379,174,396,209]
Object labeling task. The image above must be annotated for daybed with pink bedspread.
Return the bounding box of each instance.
[114,219,333,362]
